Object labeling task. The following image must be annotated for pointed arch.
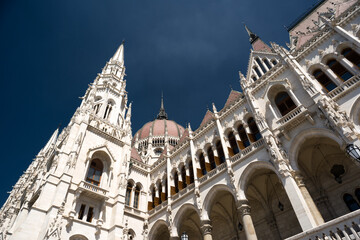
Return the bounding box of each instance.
[149,219,170,240]
[202,184,237,215]
[288,128,343,171]
[238,160,278,199]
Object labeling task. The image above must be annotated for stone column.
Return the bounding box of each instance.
[282,173,318,230]
[293,172,324,225]
[243,124,253,143]
[287,89,301,106]
[324,65,344,85]
[201,220,213,240]
[337,54,360,75]
[268,103,278,119]
[203,152,211,172]
[237,201,257,240]
[232,128,242,151]
[129,186,135,208]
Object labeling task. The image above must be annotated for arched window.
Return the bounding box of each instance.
[125,182,132,206]
[355,188,360,203]
[255,58,267,74]
[247,118,262,142]
[341,48,360,67]
[264,59,272,69]
[272,59,277,65]
[86,159,103,186]
[151,186,155,208]
[207,147,216,169]
[181,166,187,188]
[199,153,207,176]
[254,67,262,77]
[343,193,360,212]
[252,76,257,81]
[327,59,353,81]
[275,92,296,116]
[189,161,194,184]
[133,185,140,208]
[313,69,337,92]
[103,102,113,119]
[228,131,239,156]
[93,103,101,114]
[237,125,250,149]
[216,141,226,164]
[174,172,179,193]
[165,179,168,200]
[158,183,162,204]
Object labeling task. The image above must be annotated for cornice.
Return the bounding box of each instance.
[293,1,360,60]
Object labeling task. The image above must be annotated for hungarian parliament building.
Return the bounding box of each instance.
[1,0,360,239]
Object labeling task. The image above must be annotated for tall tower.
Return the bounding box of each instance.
[0,42,134,240]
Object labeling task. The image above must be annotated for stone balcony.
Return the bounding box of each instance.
[78,180,108,199]
[327,74,360,101]
[286,209,360,240]
[276,105,309,131]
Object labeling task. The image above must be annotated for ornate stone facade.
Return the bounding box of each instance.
[1,0,360,240]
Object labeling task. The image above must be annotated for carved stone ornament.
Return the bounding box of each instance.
[44,201,65,240]
[238,203,251,216]
[201,222,212,235]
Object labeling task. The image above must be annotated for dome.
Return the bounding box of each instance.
[132,96,185,152]
[134,119,185,141]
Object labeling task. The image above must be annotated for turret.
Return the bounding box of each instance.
[79,42,129,127]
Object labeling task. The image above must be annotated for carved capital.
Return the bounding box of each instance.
[237,201,251,217]
[293,171,305,187]
[201,220,212,235]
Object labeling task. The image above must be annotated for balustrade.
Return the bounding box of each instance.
[286,209,360,240]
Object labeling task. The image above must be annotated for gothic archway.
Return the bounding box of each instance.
[149,220,170,240]
[174,204,202,239]
[296,137,360,222]
[204,185,242,240]
[245,168,302,240]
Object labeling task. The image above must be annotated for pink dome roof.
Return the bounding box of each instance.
[133,96,185,144]
[134,119,185,141]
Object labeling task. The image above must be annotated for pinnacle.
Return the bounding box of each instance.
[244,24,259,44]
[111,41,125,64]
[156,94,168,120]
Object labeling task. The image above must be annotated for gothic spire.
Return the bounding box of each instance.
[111,40,125,64]
[156,93,168,120]
[244,24,259,44]
[244,24,272,52]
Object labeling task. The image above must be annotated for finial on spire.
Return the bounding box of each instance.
[156,93,168,120]
[212,103,218,113]
[244,24,259,44]
[111,41,125,64]
[126,102,132,122]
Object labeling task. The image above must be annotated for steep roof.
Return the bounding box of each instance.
[131,147,142,162]
[178,128,189,145]
[224,90,242,107]
[199,110,215,128]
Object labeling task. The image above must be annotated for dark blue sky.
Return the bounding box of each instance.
[0,0,319,205]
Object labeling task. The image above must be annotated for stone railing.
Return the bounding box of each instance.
[198,162,227,184]
[231,139,265,163]
[277,105,305,126]
[286,209,360,240]
[78,181,108,198]
[327,75,360,100]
